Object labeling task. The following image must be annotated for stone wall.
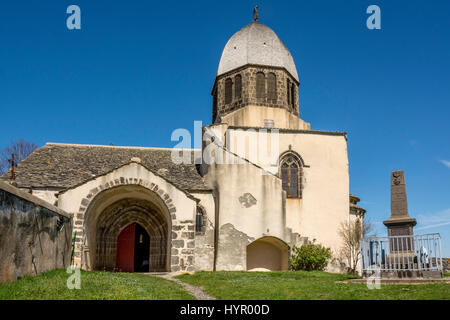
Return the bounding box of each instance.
[0,182,73,283]
[171,219,195,272]
[431,257,450,273]
[444,258,450,273]
[190,192,215,271]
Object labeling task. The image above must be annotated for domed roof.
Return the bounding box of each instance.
[217,22,299,81]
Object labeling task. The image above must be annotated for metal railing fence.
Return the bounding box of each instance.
[361,233,443,272]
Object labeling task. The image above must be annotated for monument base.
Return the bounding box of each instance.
[385,252,416,267]
[362,270,443,279]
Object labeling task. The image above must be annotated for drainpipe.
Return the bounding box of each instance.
[213,188,219,271]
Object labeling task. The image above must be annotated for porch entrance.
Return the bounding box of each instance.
[116,223,150,272]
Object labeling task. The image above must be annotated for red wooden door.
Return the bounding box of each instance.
[116,223,136,272]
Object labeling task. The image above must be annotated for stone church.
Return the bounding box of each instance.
[1,17,365,273]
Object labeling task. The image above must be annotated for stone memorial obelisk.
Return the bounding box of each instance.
[381,171,442,278]
[383,170,417,237]
[383,170,417,273]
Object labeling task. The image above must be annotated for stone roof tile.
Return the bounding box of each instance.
[0,143,208,191]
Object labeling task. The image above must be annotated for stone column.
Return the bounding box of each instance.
[383,170,417,267]
[383,170,417,238]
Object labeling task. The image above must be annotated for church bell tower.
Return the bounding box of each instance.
[211,8,310,130]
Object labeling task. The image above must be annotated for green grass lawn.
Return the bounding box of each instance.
[2,269,449,300]
[176,271,450,300]
[0,269,194,300]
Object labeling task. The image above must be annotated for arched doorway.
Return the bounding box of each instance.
[116,223,150,272]
[83,185,172,272]
[246,237,289,271]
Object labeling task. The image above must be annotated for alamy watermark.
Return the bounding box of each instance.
[64,5,381,33]
[66,266,81,290]
[366,5,381,30]
[66,5,81,30]
[170,121,280,170]
[366,264,381,290]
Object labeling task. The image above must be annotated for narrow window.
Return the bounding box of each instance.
[225,78,233,104]
[196,207,205,233]
[256,72,265,99]
[287,79,291,105]
[281,163,289,192]
[235,74,242,99]
[279,153,302,198]
[289,163,298,197]
[291,84,296,109]
[267,73,277,101]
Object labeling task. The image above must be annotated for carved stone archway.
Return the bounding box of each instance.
[94,198,169,271]
[72,178,176,270]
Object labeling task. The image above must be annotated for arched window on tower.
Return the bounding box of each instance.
[291,84,296,110]
[279,152,303,198]
[235,74,242,99]
[225,78,233,104]
[256,72,265,99]
[286,79,291,106]
[267,73,277,101]
[196,207,206,233]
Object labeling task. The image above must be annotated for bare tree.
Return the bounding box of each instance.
[0,139,37,175]
[338,217,373,274]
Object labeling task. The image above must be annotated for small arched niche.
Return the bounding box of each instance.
[246,236,289,271]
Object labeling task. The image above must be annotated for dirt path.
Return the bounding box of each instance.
[150,273,216,300]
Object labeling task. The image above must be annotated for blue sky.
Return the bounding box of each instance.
[1,1,449,255]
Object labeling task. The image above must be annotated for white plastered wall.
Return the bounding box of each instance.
[203,147,287,271]
[213,127,350,271]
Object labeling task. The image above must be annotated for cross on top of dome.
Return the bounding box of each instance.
[253,5,258,22]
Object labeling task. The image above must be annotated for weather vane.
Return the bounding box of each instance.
[253,5,258,22]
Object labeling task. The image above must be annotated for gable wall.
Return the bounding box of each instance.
[57,162,198,271]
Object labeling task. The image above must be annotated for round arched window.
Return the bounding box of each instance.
[225,78,233,104]
[256,72,265,99]
[267,73,277,101]
[234,74,242,99]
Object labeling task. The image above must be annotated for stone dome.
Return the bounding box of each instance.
[217,22,299,81]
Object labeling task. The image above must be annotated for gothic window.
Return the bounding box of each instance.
[196,207,205,233]
[225,78,233,104]
[267,73,277,101]
[256,72,265,98]
[235,74,242,99]
[279,153,303,198]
